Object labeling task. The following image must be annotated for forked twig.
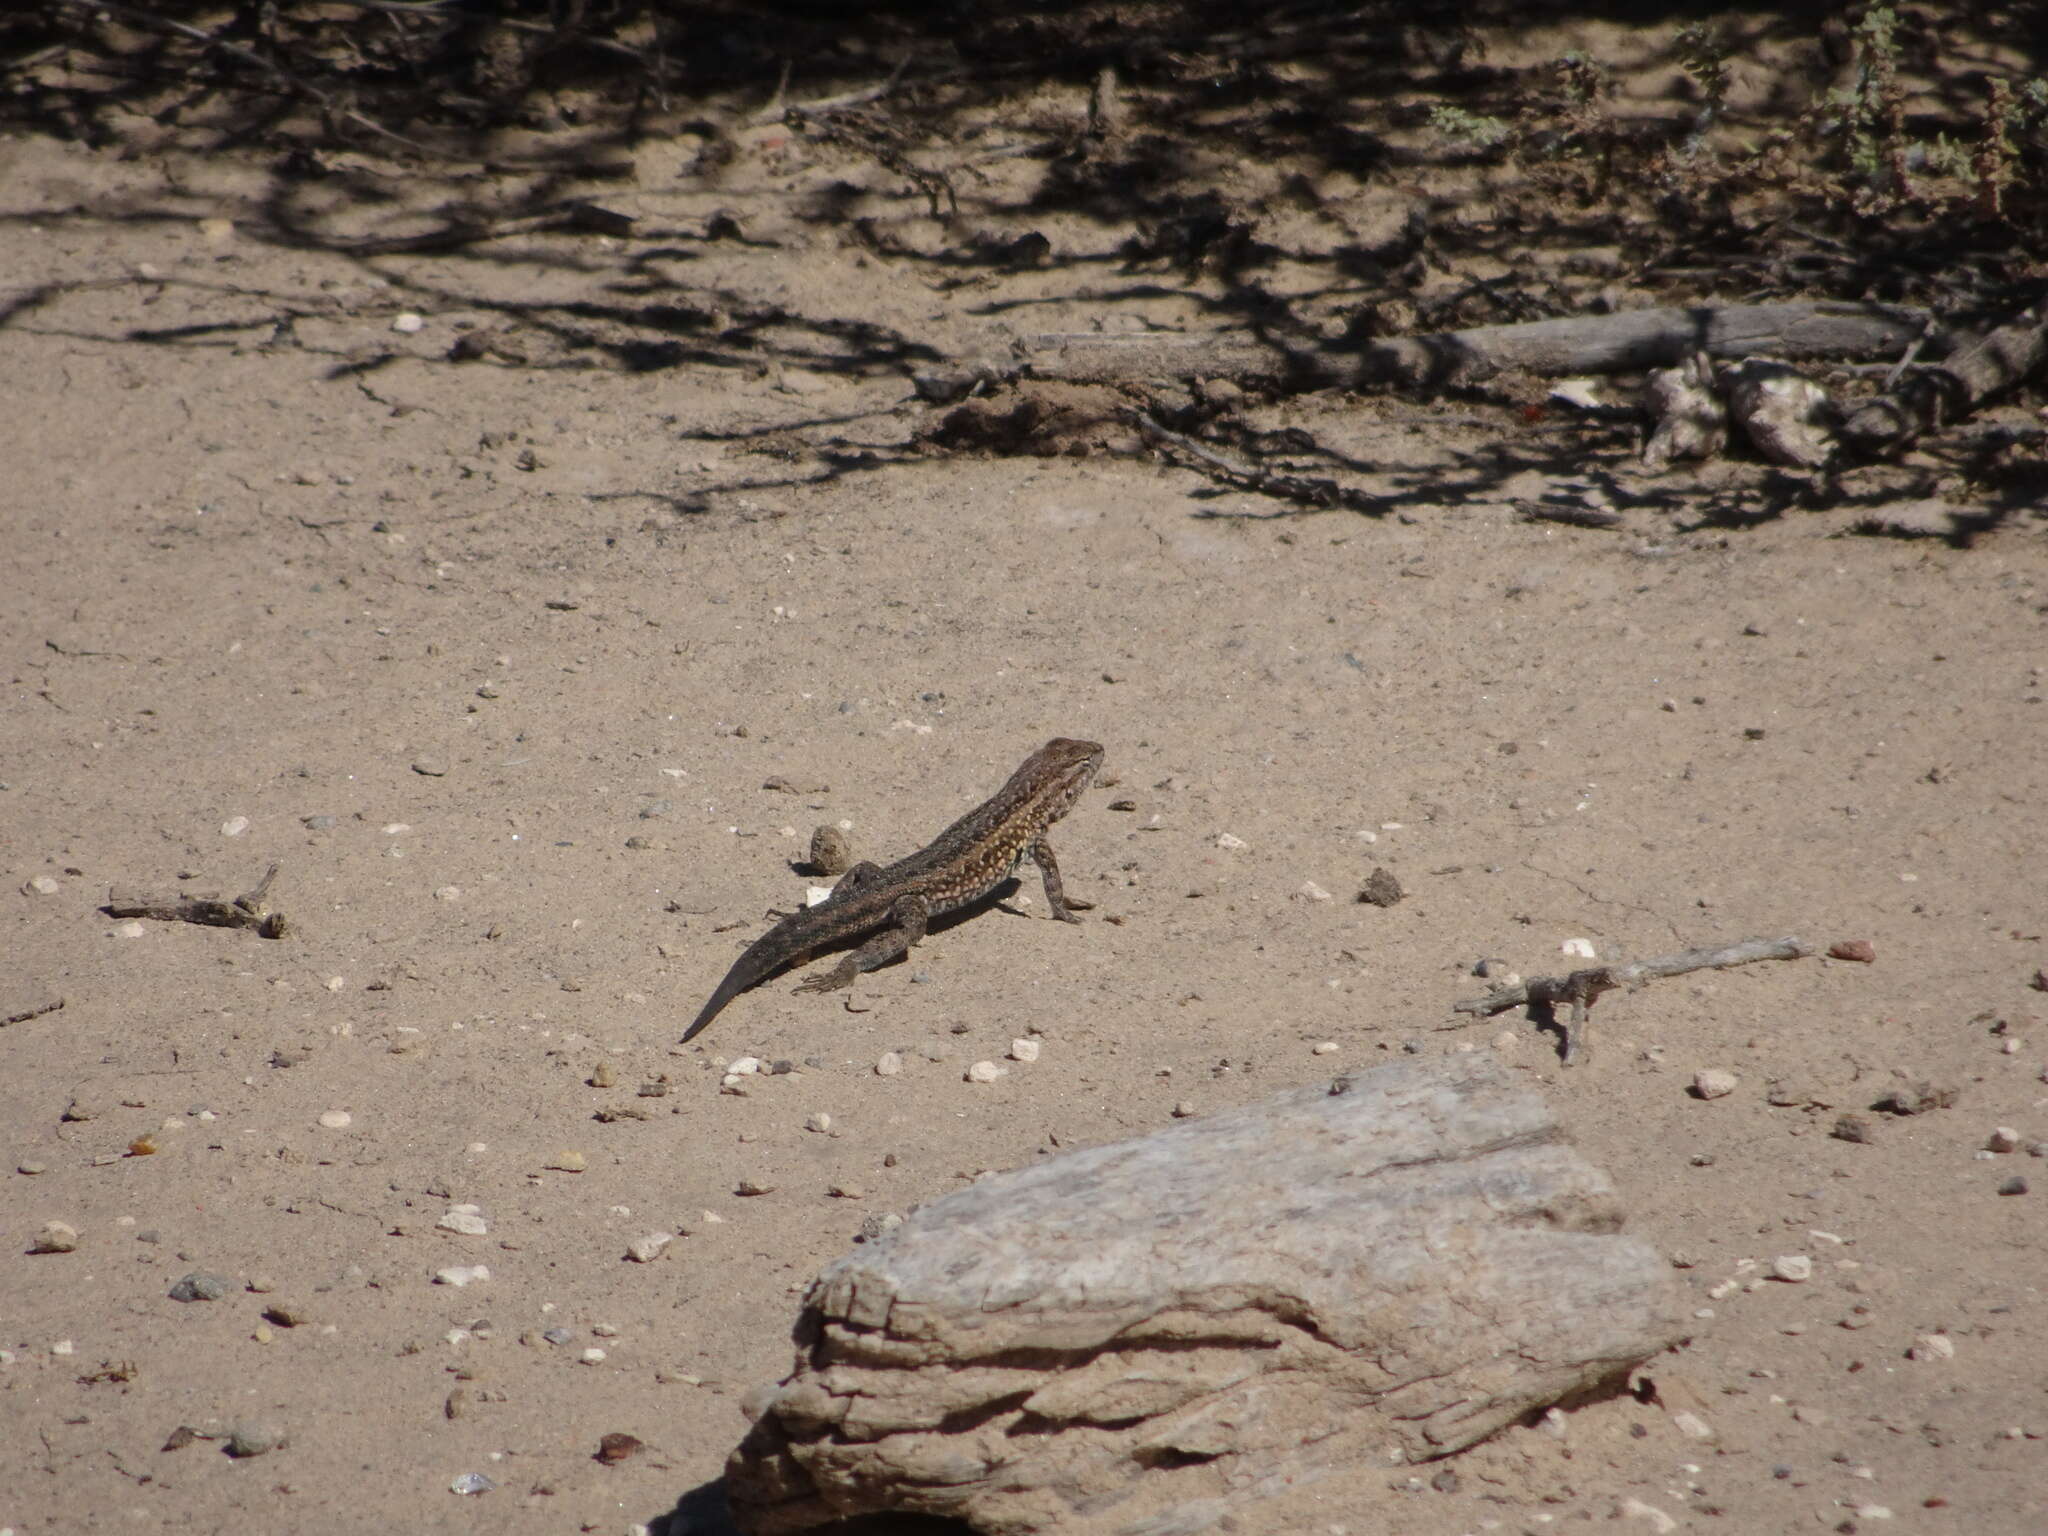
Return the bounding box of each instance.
[106,864,291,939]
[1447,935,1817,1065]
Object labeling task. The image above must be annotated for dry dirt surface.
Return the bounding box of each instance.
[4,7,2048,1535]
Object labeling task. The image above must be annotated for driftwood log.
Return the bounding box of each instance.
[725,1056,1689,1536]
[1015,301,1935,394]
[1840,306,2048,456]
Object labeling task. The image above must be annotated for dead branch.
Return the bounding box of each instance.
[1131,410,1382,512]
[4,989,66,1027]
[1839,307,2048,457]
[1447,935,1818,1065]
[1023,303,1936,394]
[106,864,290,940]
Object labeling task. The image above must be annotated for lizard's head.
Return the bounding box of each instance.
[1031,737,1105,809]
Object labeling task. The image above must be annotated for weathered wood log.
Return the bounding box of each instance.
[1839,307,2048,456]
[725,1056,1689,1536]
[1017,302,1935,394]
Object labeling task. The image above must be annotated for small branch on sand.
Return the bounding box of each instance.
[1448,935,1818,1065]
[1130,410,1382,512]
[106,864,291,939]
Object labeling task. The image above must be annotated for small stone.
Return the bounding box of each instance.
[626,1232,674,1263]
[168,1271,235,1302]
[1987,1126,2022,1153]
[317,1110,352,1129]
[1171,1101,1197,1118]
[1693,1069,1739,1100]
[728,1057,762,1076]
[808,825,853,876]
[542,1327,573,1346]
[28,1220,79,1254]
[23,874,59,895]
[1357,868,1403,907]
[595,1432,644,1464]
[1561,937,1598,959]
[1908,1332,1956,1362]
[1008,1038,1040,1063]
[392,312,426,334]
[1998,1175,2030,1196]
[966,1061,1006,1083]
[433,1265,490,1287]
[1670,1412,1714,1441]
[580,1348,606,1364]
[221,815,251,837]
[1831,1114,1873,1143]
[438,1204,488,1236]
[226,1421,286,1458]
[735,1180,775,1196]
[1299,880,1332,902]
[1771,1255,1814,1283]
[804,1112,832,1134]
[874,1052,903,1077]
[434,885,462,902]
[1827,938,1876,963]
[262,1302,314,1328]
[17,1161,46,1175]
[450,1472,496,1495]
[1311,1041,1340,1056]
[545,1150,587,1173]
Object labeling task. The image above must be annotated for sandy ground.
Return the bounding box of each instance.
[4,81,2048,1536]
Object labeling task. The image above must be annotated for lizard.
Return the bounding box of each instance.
[681,737,1103,1043]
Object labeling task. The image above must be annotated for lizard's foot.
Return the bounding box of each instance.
[792,960,858,996]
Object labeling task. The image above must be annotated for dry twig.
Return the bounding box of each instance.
[1447,935,1818,1065]
[106,864,291,940]
[1131,410,1382,513]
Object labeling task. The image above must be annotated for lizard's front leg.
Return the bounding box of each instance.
[792,892,931,994]
[1029,834,1093,922]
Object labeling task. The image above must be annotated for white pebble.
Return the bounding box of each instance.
[1908,1332,1955,1361]
[626,1233,673,1263]
[874,1052,903,1076]
[115,921,146,938]
[1493,1030,1521,1052]
[23,875,59,895]
[392,312,426,333]
[221,816,251,837]
[29,1220,80,1254]
[382,823,411,835]
[804,1112,832,1134]
[51,1339,75,1355]
[317,1110,353,1129]
[1670,1411,1714,1441]
[433,1265,490,1287]
[438,1204,488,1236]
[1008,1038,1040,1063]
[1619,1497,1678,1533]
[1311,1041,1339,1056]
[433,885,462,902]
[1693,1069,1739,1100]
[1213,832,1247,850]
[1561,937,1598,958]
[1854,1507,1894,1521]
[966,1061,1006,1083]
[1987,1126,2021,1152]
[580,1347,606,1364]
[728,1057,762,1076]
[1171,1101,1196,1118]
[1771,1255,1813,1283]
[1300,880,1332,902]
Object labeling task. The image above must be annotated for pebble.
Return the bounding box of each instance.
[262,1302,314,1328]
[449,1472,496,1495]
[1008,1038,1040,1063]
[1693,1069,1739,1100]
[581,1348,606,1364]
[626,1233,673,1263]
[1561,937,1597,959]
[1300,880,1332,902]
[434,1265,490,1287]
[874,1052,903,1076]
[115,921,145,937]
[728,1057,762,1076]
[438,1204,488,1236]
[23,874,59,895]
[828,1184,865,1200]
[542,1327,573,1346]
[1908,1332,1956,1361]
[168,1271,235,1302]
[221,816,250,837]
[17,1161,46,1175]
[1987,1126,2022,1153]
[29,1220,79,1254]
[226,1421,286,1458]
[1998,1175,2030,1196]
[1827,938,1877,963]
[1311,1041,1340,1055]
[1171,1101,1196,1118]
[545,1151,587,1173]
[317,1110,352,1130]
[966,1061,1006,1083]
[434,885,462,902]
[805,1112,832,1134]
[392,312,426,334]
[1213,832,1246,850]
[1619,1497,1678,1533]
[1771,1255,1813,1283]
